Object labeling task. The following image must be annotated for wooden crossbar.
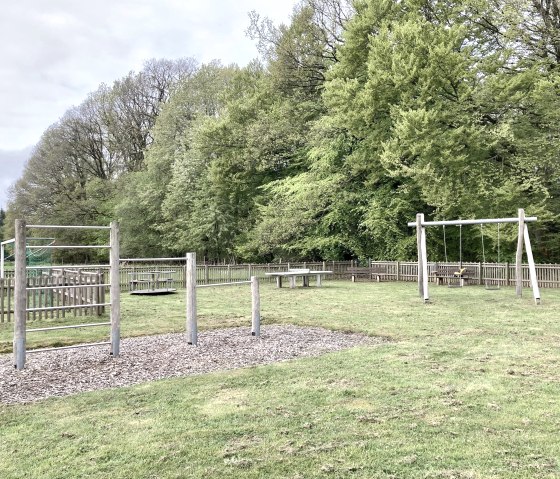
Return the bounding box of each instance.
[26,341,111,354]
[27,322,111,333]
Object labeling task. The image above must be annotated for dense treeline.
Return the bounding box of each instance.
[5,0,560,263]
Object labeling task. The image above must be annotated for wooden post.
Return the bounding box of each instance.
[416,214,424,298]
[505,261,510,286]
[523,227,541,305]
[251,276,260,337]
[14,219,27,370]
[0,242,4,279]
[478,261,483,286]
[110,221,121,356]
[516,208,525,297]
[420,221,429,302]
[186,252,197,345]
[0,278,4,323]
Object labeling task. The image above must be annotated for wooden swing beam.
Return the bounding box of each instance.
[408,209,541,305]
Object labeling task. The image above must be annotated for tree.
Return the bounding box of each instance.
[0,208,5,240]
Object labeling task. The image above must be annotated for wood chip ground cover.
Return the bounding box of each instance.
[0,325,381,405]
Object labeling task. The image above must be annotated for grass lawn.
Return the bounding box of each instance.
[1,281,559,478]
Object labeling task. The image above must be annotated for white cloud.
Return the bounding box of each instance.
[0,0,297,208]
[0,0,296,150]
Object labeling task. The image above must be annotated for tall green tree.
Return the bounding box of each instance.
[0,208,5,240]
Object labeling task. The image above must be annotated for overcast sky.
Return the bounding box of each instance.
[0,0,298,209]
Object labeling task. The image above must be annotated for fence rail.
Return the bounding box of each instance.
[1,270,105,323]
[369,261,560,288]
[3,259,560,322]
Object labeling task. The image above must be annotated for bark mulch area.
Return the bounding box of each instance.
[0,325,383,405]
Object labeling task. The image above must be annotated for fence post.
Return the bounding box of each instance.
[478,262,483,285]
[505,262,510,286]
[396,261,401,282]
[186,252,197,345]
[14,219,27,370]
[110,221,121,357]
[251,276,260,337]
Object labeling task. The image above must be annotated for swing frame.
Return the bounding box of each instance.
[408,209,541,304]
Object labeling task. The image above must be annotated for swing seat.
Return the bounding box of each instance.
[453,268,467,277]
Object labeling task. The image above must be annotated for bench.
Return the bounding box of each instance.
[128,271,176,292]
[347,266,387,282]
[265,269,333,288]
[431,267,473,287]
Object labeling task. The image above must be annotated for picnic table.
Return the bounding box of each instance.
[129,270,177,295]
[265,269,333,289]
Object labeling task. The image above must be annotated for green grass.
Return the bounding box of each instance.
[1,281,560,478]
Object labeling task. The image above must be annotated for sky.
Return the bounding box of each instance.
[0,0,298,209]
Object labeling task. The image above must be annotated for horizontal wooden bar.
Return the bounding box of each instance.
[26,225,111,230]
[120,257,186,262]
[26,245,111,249]
[408,217,537,227]
[26,284,110,291]
[26,264,110,270]
[26,341,111,354]
[196,281,252,288]
[0,238,15,245]
[26,303,112,313]
[27,322,111,332]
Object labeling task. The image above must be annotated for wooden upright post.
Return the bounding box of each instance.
[523,227,541,305]
[14,220,27,370]
[186,252,197,345]
[416,214,424,298]
[251,276,260,337]
[110,221,121,356]
[516,208,525,297]
[0,243,4,279]
[420,221,429,302]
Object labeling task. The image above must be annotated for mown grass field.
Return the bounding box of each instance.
[1,281,559,478]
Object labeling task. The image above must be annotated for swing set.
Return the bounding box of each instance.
[408,208,541,304]
[438,223,501,290]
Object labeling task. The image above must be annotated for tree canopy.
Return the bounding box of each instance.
[5,0,560,263]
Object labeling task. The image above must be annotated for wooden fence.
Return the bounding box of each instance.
[1,270,105,323]
[3,259,560,323]
[369,261,560,288]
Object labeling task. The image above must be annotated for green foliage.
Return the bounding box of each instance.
[5,0,560,262]
[0,208,5,240]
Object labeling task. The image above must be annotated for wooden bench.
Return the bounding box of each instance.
[265,269,333,288]
[347,265,387,282]
[128,271,176,293]
[432,266,474,287]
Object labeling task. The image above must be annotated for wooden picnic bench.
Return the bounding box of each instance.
[347,265,388,282]
[129,271,177,295]
[265,269,333,288]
